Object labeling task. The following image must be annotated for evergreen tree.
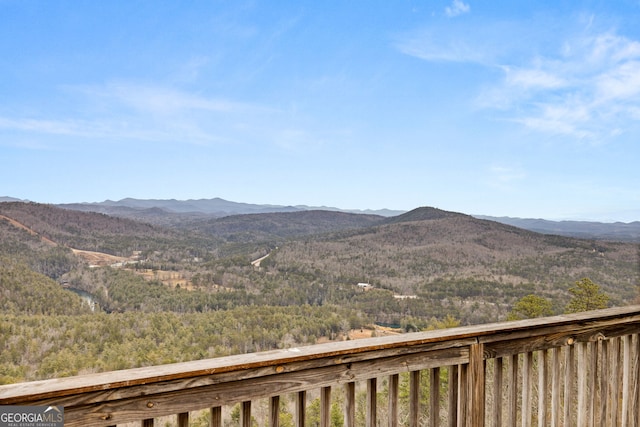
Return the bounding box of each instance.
[564,278,609,314]
[507,294,553,320]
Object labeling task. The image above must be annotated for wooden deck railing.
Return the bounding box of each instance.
[2,305,640,426]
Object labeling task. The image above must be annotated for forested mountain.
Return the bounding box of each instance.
[259,207,638,323]
[1,201,638,384]
[57,197,404,222]
[183,210,383,242]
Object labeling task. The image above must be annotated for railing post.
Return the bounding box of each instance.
[345,382,356,427]
[522,352,533,427]
[469,343,485,427]
[507,355,518,427]
[211,406,222,427]
[241,401,251,427]
[367,378,377,427]
[431,367,441,427]
[538,349,548,427]
[458,364,468,427]
[551,348,561,427]
[588,342,597,427]
[448,365,459,427]
[563,343,575,427]
[270,396,280,427]
[610,338,620,427]
[321,386,331,427]
[409,370,420,427]
[388,374,399,427]
[576,342,588,427]
[598,340,609,427]
[492,357,503,427]
[296,390,306,427]
[623,335,631,426]
[177,412,188,427]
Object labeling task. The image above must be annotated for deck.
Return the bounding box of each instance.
[2,305,640,426]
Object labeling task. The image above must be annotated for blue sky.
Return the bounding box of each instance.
[2,1,640,221]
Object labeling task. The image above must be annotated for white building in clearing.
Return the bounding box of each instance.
[357,282,372,290]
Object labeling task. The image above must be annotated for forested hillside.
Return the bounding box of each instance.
[0,201,638,384]
[250,207,638,323]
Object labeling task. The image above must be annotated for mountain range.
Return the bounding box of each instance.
[2,197,638,385]
[1,199,638,325]
[2,196,638,241]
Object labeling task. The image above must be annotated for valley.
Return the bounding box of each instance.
[0,200,638,384]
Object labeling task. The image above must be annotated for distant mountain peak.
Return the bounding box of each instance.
[382,206,464,224]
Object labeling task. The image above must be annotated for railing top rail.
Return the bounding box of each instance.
[2,305,640,405]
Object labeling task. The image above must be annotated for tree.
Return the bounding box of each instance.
[507,295,553,321]
[564,278,610,314]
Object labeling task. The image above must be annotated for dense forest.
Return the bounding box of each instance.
[0,201,638,385]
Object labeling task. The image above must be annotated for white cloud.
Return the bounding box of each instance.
[395,20,521,65]
[487,30,640,140]
[0,81,287,149]
[445,0,470,18]
[78,82,251,115]
[398,13,640,142]
[503,67,567,90]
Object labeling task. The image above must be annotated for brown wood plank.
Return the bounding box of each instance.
[430,367,441,427]
[142,419,153,427]
[388,374,399,427]
[447,366,458,427]
[469,343,485,427]
[563,345,575,427]
[623,335,631,426]
[588,341,597,427]
[632,334,640,427]
[550,348,561,427]
[16,345,469,427]
[576,342,587,427]
[211,407,222,427]
[522,352,532,427]
[241,401,251,427]
[506,355,517,427]
[492,358,503,427]
[296,391,306,427]
[321,386,331,427]
[458,364,467,427]
[537,350,548,427]
[610,338,620,427]
[270,395,280,427]
[366,377,377,427]
[598,340,609,427]
[409,371,420,427]
[345,382,355,427]
[177,412,188,427]
[0,337,475,405]
[7,345,469,413]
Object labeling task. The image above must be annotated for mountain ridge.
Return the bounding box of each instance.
[2,196,639,240]
[1,201,638,325]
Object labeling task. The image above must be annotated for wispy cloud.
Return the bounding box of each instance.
[398,15,640,142]
[445,0,470,18]
[0,82,278,147]
[76,82,254,115]
[395,20,521,65]
[396,33,486,63]
[500,31,640,140]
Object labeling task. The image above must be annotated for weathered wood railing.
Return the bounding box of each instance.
[2,305,640,426]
